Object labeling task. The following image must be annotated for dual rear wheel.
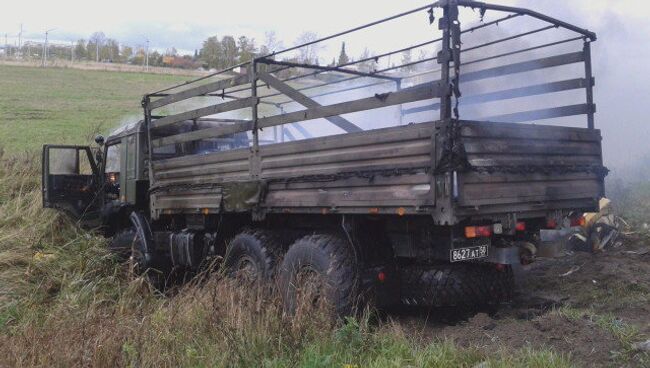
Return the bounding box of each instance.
[223,231,358,317]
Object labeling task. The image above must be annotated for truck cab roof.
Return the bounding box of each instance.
[106,120,145,145]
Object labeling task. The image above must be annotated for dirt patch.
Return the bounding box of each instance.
[437,311,618,364]
[397,232,650,367]
[522,233,650,335]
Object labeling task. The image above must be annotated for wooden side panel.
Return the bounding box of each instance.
[456,121,604,213]
[152,148,250,187]
[259,122,435,210]
[149,122,437,216]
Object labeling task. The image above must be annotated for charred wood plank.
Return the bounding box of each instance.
[258,72,362,133]
[459,52,584,83]
[261,121,435,157]
[148,74,251,110]
[403,78,590,115]
[458,120,601,142]
[258,83,441,130]
[465,154,601,167]
[151,97,256,130]
[463,137,601,156]
[151,121,254,148]
[257,59,398,81]
[260,140,431,170]
[483,103,591,123]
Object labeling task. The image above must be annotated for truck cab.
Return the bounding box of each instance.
[41,121,146,232]
[42,119,250,234]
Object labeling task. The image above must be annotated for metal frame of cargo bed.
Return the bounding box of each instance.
[140,1,600,220]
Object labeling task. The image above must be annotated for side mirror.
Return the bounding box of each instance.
[94,135,105,146]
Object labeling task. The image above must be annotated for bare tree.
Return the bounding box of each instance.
[261,31,284,56]
[294,31,322,64]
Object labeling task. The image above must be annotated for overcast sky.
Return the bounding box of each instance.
[1,1,646,52]
[2,0,650,168]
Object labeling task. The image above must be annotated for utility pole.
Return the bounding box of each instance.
[71,40,74,62]
[145,38,149,71]
[42,29,55,67]
[18,24,22,58]
[96,39,99,62]
[3,33,7,59]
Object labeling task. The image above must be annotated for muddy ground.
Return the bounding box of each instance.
[397,233,650,367]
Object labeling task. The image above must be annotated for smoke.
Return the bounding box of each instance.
[510,0,650,181]
[108,114,142,137]
[262,76,402,142]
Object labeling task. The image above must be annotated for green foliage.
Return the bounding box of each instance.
[338,42,350,66]
[199,34,259,69]
[74,39,87,60]
[200,36,223,69]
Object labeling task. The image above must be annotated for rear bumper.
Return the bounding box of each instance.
[484,227,582,265]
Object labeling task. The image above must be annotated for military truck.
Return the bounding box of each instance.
[42,1,604,314]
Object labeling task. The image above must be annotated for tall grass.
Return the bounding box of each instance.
[0,151,574,367]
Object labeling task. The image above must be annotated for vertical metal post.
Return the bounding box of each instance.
[18,24,22,56]
[280,105,285,143]
[142,96,155,186]
[396,79,404,125]
[583,41,595,129]
[145,39,150,71]
[438,3,452,121]
[251,61,260,178]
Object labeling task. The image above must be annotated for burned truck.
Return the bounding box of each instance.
[42,1,604,314]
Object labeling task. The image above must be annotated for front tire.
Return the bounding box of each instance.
[128,228,170,291]
[108,229,136,260]
[223,229,280,282]
[278,234,357,317]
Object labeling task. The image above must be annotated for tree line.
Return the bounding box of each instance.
[29,29,429,72]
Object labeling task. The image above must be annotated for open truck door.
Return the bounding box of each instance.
[42,145,101,228]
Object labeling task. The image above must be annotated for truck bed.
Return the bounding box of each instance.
[150,120,604,222]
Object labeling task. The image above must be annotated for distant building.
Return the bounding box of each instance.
[162,55,201,69]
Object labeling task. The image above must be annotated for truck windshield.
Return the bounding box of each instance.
[105,144,120,173]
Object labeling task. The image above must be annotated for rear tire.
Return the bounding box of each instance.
[278,234,357,317]
[223,229,280,282]
[400,263,514,307]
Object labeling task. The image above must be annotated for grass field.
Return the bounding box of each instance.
[0,64,648,367]
[0,64,188,152]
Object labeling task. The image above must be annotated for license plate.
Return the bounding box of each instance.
[450,245,489,262]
